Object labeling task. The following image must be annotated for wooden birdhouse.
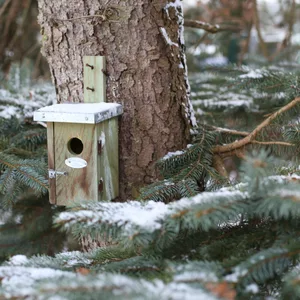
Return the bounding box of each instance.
[33,56,123,206]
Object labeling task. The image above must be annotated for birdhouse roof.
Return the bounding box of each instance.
[33,103,123,124]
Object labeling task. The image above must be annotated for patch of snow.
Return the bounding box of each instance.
[0,105,20,119]
[0,82,56,120]
[200,56,228,67]
[162,150,185,160]
[225,267,248,282]
[174,271,218,283]
[274,92,286,99]
[99,131,105,147]
[56,189,248,237]
[58,200,169,234]
[56,251,92,267]
[246,283,259,294]
[239,69,266,79]
[195,108,205,115]
[159,27,179,47]
[165,0,182,9]
[191,91,214,97]
[7,255,29,266]
[34,103,123,124]
[0,266,75,298]
[272,188,300,199]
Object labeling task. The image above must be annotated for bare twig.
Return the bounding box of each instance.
[213,97,300,154]
[270,0,296,60]
[253,0,270,61]
[251,140,294,147]
[238,21,253,66]
[209,125,249,136]
[184,19,241,33]
[212,154,228,177]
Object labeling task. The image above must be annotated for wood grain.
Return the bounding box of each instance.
[47,122,56,204]
[83,56,106,103]
[97,118,119,201]
[54,122,98,205]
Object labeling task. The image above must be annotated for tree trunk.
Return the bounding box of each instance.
[37,0,195,200]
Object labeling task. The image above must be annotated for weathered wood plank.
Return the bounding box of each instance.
[54,122,98,205]
[96,118,119,201]
[47,122,56,204]
[83,56,106,103]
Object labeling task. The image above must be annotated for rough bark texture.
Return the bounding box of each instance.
[37,0,195,200]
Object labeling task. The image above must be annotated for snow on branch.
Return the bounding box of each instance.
[55,189,249,248]
[0,263,221,299]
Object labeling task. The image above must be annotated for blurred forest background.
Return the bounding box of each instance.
[1,0,299,81]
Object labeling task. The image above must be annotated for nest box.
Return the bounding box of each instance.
[34,56,123,206]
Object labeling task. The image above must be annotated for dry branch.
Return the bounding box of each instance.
[213,97,300,154]
[209,126,249,136]
[0,0,11,18]
[253,0,270,61]
[184,19,241,33]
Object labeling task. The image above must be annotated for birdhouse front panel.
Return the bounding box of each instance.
[48,120,119,206]
[53,122,97,206]
[34,103,122,206]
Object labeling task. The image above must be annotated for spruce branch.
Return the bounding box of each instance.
[0,153,48,204]
[213,97,300,155]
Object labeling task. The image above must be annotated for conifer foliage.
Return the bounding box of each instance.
[2,64,300,298]
[0,67,66,262]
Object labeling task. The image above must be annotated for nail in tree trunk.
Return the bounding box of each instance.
[37,0,195,201]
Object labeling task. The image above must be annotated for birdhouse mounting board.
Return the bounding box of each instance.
[84,56,106,103]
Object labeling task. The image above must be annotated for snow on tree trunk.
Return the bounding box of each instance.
[37,0,195,200]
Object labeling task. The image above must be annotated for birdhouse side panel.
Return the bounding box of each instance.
[96,118,119,201]
[54,123,98,206]
[47,122,56,205]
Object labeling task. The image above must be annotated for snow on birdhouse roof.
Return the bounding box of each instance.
[33,103,123,124]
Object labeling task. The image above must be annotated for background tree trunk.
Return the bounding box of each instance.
[37,0,195,200]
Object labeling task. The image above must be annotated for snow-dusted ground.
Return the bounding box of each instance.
[0,82,56,119]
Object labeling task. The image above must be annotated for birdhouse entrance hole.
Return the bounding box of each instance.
[68,137,84,155]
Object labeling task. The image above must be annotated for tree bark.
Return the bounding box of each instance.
[37,0,195,200]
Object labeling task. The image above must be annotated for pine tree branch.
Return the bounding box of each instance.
[0,157,48,191]
[213,97,300,154]
[184,19,241,33]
